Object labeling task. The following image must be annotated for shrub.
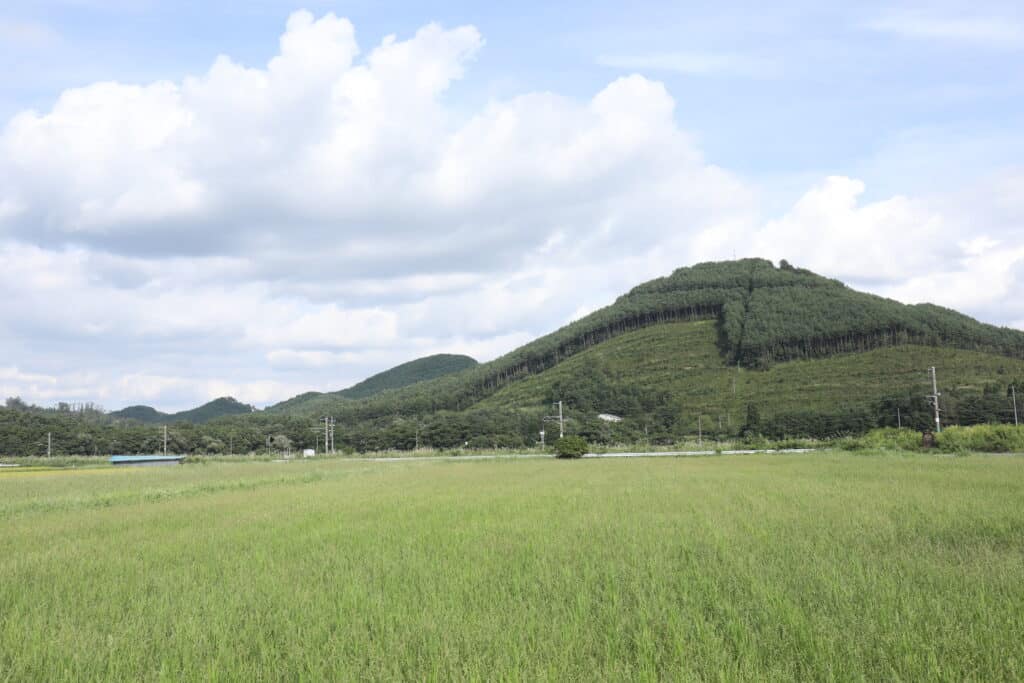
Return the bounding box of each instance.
[737,435,771,450]
[774,437,820,450]
[835,436,866,451]
[935,425,1024,454]
[554,436,588,459]
[858,427,923,451]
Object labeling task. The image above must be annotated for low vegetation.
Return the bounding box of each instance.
[934,424,1024,453]
[553,435,588,458]
[2,453,1022,680]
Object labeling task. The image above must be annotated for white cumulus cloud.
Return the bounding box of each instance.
[0,11,1019,411]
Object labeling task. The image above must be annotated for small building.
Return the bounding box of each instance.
[302,449,316,458]
[598,413,624,423]
[110,455,184,467]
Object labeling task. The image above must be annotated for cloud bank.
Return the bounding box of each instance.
[0,11,1020,410]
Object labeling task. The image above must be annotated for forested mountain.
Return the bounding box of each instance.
[109,397,254,424]
[268,353,478,413]
[265,258,1024,421]
[3,259,1024,456]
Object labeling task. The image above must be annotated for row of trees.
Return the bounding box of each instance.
[0,406,314,456]
[735,287,1024,367]
[750,383,1021,439]
[3,378,1019,456]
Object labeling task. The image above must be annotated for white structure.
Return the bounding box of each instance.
[598,413,623,423]
[302,449,316,458]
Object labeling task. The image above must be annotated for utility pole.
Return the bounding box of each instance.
[698,415,703,446]
[897,406,902,429]
[1011,385,1019,428]
[163,425,168,455]
[543,401,564,440]
[319,417,336,454]
[929,367,942,433]
[47,432,52,457]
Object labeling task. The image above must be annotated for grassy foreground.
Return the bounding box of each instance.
[1,454,1022,681]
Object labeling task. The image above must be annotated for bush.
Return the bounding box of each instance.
[935,425,1024,453]
[859,427,923,451]
[737,435,771,450]
[554,436,588,459]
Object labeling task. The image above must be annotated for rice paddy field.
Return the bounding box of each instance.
[1,452,1023,681]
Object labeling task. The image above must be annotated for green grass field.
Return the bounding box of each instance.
[2,453,1023,681]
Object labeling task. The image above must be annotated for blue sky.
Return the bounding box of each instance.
[0,1,1022,409]
[4,1,1021,185]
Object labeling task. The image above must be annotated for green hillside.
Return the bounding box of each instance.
[267,353,478,413]
[339,354,478,399]
[478,320,1024,436]
[110,397,254,425]
[270,259,1024,425]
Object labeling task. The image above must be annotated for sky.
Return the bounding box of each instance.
[0,0,1022,411]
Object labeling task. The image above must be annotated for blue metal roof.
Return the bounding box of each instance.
[110,455,184,463]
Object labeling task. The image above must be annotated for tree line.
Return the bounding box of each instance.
[3,376,1020,456]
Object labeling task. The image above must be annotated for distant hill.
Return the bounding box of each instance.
[339,354,479,399]
[110,405,165,423]
[110,397,254,424]
[267,353,478,413]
